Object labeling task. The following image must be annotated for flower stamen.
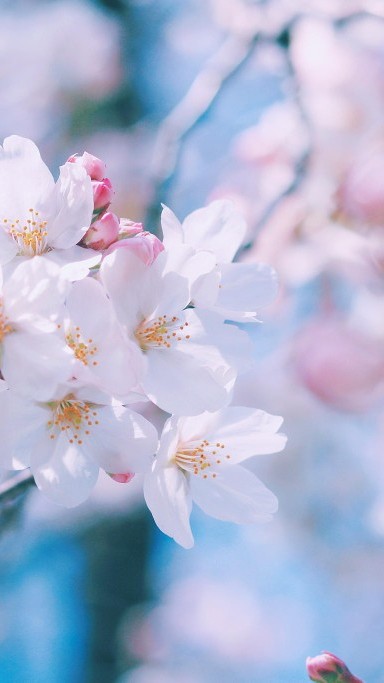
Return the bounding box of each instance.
[2,208,49,256]
[0,299,12,342]
[47,396,99,442]
[175,439,231,478]
[65,326,99,366]
[135,315,191,350]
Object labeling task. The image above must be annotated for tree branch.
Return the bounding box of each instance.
[0,470,35,505]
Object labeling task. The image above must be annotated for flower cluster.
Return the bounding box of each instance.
[0,135,286,547]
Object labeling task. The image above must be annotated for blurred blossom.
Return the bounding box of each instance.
[292,315,384,412]
[234,102,308,166]
[0,0,121,141]
[336,150,384,226]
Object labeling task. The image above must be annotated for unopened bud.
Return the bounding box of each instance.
[83,211,120,250]
[93,177,114,211]
[67,151,106,181]
[108,472,135,484]
[119,218,144,238]
[105,229,164,265]
[306,652,363,683]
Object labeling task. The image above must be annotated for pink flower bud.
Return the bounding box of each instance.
[306,652,363,683]
[83,211,120,250]
[108,472,135,484]
[93,177,114,211]
[67,151,106,181]
[119,218,144,237]
[105,230,164,265]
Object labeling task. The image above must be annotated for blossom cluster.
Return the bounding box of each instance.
[0,135,286,547]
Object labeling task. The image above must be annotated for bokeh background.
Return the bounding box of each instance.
[1,0,384,681]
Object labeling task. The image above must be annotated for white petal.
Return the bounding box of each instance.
[144,460,194,548]
[0,136,54,219]
[0,231,18,266]
[100,250,148,331]
[142,347,229,415]
[2,332,73,400]
[3,257,66,328]
[161,241,217,302]
[160,204,183,247]
[213,262,279,321]
[101,249,190,331]
[48,162,94,249]
[192,266,221,308]
[66,276,146,394]
[182,309,254,375]
[31,432,99,507]
[46,246,101,281]
[0,390,47,469]
[191,464,278,523]
[182,200,247,263]
[157,414,182,466]
[66,277,114,340]
[190,407,287,464]
[82,404,158,473]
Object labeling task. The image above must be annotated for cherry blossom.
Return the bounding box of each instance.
[0,135,99,279]
[161,201,279,321]
[0,385,158,507]
[0,258,72,400]
[100,248,252,415]
[62,276,144,397]
[144,407,286,548]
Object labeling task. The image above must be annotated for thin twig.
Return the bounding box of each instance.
[0,470,35,504]
[146,26,261,225]
[256,26,313,233]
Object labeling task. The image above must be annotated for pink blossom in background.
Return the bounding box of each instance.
[292,315,384,412]
[336,150,384,226]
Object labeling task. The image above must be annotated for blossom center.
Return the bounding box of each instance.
[47,396,100,444]
[2,208,49,256]
[175,439,231,479]
[0,299,12,342]
[65,326,99,366]
[135,315,190,350]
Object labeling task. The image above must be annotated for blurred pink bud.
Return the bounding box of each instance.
[337,152,384,226]
[306,652,363,683]
[293,316,384,412]
[105,230,164,265]
[108,472,135,484]
[67,151,106,181]
[93,177,114,210]
[83,211,120,250]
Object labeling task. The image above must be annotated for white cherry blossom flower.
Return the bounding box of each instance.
[100,249,253,415]
[0,258,72,399]
[161,201,278,321]
[0,135,99,279]
[144,407,287,548]
[0,385,158,507]
[62,276,145,397]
